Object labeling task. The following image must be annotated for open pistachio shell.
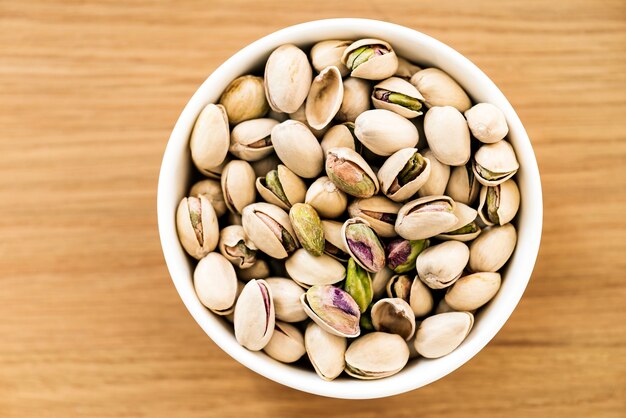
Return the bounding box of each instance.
[469,223,517,272]
[394,57,422,80]
[321,220,350,261]
[418,148,451,197]
[300,285,360,338]
[342,217,387,273]
[371,298,416,340]
[250,153,281,178]
[386,274,413,302]
[378,148,432,201]
[371,266,395,300]
[285,248,346,288]
[190,103,230,172]
[256,164,306,210]
[310,40,352,76]
[409,277,434,317]
[395,195,458,240]
[437,202,482,242]
[445,163,480,205]
[189,179,227,218]
[464,103,509,144]
[176,195,219,259]
[218,225,258,269]
[473,140,519,186]
[219,75,269,124]
[289,203,325,256]
[305,66,344,130]
[234,279,275,351]
[288,102,329,139]
[410,68,471,112]
[354,109,419,156]
[265,277,307,322]
[336,77,372,122]
[424,106,471,166]
[386,238,429,273]
[347,196,402,238]
[325,147,380,198]
[372,77,425,118]
[414,312,474,358]
[345,332,409,380]
[305,176,348,218]
[445,272,501,311]
[264,44,312,114]
[221,160,256,215]
[229,118,277,161]
[193,252,238,315]
[241,202,299,259]
[236,259,270,282]
[416,241,470,289]
[341,39,398,80]
[271,120,324,178]
[305,322,346,381]
[321,123,360,155]
[477,179,520,226]
[263,321,306,363]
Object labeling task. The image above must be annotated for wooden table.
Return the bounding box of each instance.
[1,1,625,416]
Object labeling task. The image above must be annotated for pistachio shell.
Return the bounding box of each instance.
[305,176,348,218]
[176,195,219,259]
[409,277,434,317]
[263,321,306,363]
[289,203,325,256]
[371,266,395,300]
[325,147,380,198]
[424,106,471,166]
[347,196,402,238]
[256,164,306,210]
[464,103,509,144]
[321,220,350,261]
[236,259,270,282]
[189,179,227,218]
[300,285,360,338]
[229,118,277,161]
[416,241,470,289]
[437,202,482,242]
[394,57,422,80]
[218,225,258,269]
[434,299,455,314]
[305,66,344,130]
[341,39,399,80]
[354,109,419,156]
[395,195,458,240]
[226,212,242,226]
[445,163,480,205]
[234,279,275,351]
[378,148,432,201]
[372,77,425,118]
[469,224,517,272]
[321,123,359,155]
[193,252,238,315]
[410,68,471,112]
[305,322,346,381]
[265,277,308,322]
[221,160,256,215]
[371,298,416,340]
[190,103,230,172]
[288,102,329,139]
[285,249,346,287]
[386,274,413,301]
[310,40,352,76]
[478,179,520,226]
[250,153,281,178]
[336,77,372,122]
[418,148,451,197]
[386,238,429,273]
[445,272,501,311]
[271,120,324,178]
[342,218,386,273]
[473,140,519,186]
[219,75,269,124]
[414,312,474,358]
[264,44,312,113]
[344,258,374,313]
[198,155,230,179]
[345,332,409,379]
[241,202,299,259]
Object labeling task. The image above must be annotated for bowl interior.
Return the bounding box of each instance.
[157,18,542,399]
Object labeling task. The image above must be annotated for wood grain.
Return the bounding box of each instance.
[1,0,625,416]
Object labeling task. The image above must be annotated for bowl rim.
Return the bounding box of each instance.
[157,18,543,399]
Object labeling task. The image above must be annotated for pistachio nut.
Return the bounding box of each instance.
[371,298,416,340]
[321,220,350,261]
[263,321,306,363]
[342,218,386,273]
[320,123,361,155]
[445,163,480,205]
[371,266,395,300]
[304,322,346,381]
[336,77,372,122]
[229,118,277,161]
[250,153,281,178]
[394,56,422,80]
[372,77,425,118]
[437,202,482,242]
[241,202,299,259]
[198,155,230,179]
[219,75,269,124]
[424,106,471,166]
[409,277,434,317]
[236,259,270,282]
[386,274,412,302]
[378,148,432,201]
[414,312,474,358]
[469,223,517,272]
[234,279,275,351]
[305,66,344,130]
[176,195,219,259]
[305,176,348,218]
[285,248,346,288]
[344,332,409,379]
[264,44,312,113]
[354,109,419,156]
[347,196,402,238]
[417,148,451,197]
[410,68,471,112]
[265,277,308,322]
[193,252,238,315]
[189,179,227,218]
[344,258,374,313]
[218,225,258,269]
[473,140,519,186]
[288,102,329,139]
[416,241,470,289]
[477,179,520,226]
[395,195,458,240]
[190,103,230,172]
[464,103,509,144]
[341,39,398,80]
[325,147,380,198]
[271,120,324,178]
[221,160,256,215]
[256,164,306,210]
[300,285,361,338]
[310,40,352,76]
[386,238,429,273]
[289,203,325,256]
[445,272,501,311]
[434,298,455,314]
[360,308,375,332]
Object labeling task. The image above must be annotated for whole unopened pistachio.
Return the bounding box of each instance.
[418,148,451,197]
[473,140,519,186]
[416,241,470,289]
[300,285,361,338]
[321,220,350,261]
[342,39,398,80]
[354,109,419,156]
[414,312,474,358]
[234,279,275,351]
[271,120,324,178]
[194,252,238,315]
[477,179,520,226]
[242,202,299,259]
[372,77,425,118]
[256,164,306,210]
[445,272,501,311]
[263,321,306,363]
[221,160,256,214]
[344,332,409,380]
[342,218,386,273]
[285,249,346,287]
[469,224,517,272]
[305,322,346,381]
[176,195,219,259]
[344,258,374,313]
[371,298,416,340]
[265,277,307,322]
[325,147,379,198]
[320,123,360,155]
[395,195,458,240]
[190,103,230,173]
[189,179,227,218]
[305,66,344,130]
[445,163,480,205]
[424,106,471,166]
[348,196,401,238]
[289,203,325,256]
[229,118,277,161]
[410,68,471,112]
[378,148,431,201]
[386,238,429,273]
[310,40,352,76]
[219,75,269,124]
[305,176,348,218]
[336,77,372,122]
[464,103,509,144]
[236,259,270,282]
[386,274,413,301]
[218,225,258,269]
[394,57,421,80]
[409,277,434,317]
[264,44,312,113]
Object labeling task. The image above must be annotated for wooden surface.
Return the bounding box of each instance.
[1,0,625,416]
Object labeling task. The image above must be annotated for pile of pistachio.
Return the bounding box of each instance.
[176,38,520,380]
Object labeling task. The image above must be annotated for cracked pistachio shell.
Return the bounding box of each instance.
[445,272,501,311]
[371,298,416,340]
[265,277,307,322]
[321,123,359,155]
[251,153,281,178]
[344,258,374,313]
[263,321,306,363]
[241,202,299,259]
[305,66,344,130]
[410,68,471,112]
[416,241,470,289]
[395,195,458,240]
[234,279,275,351]
[336,77,372,122]
[311,40,352,76]
[305,322,346,381]
[301,285,360,338]
[394,56,422,80]
[424,106,471,166]
[289,203,325,256]
[414,312,474,358]
[190,103,230,172]
[321,220,349,261]
[437,202,482,242]
[288,102,329,139]
[271,120,324,178]
[372,77,425,118]
[469,223,517,272]
[341,39,398,80]
[325,147,380,198]
[347,196,402,238]
[342,218,387,273]
[371,266,394,299]
[285,248,346,288]
[386,238,429,273]
[378,148,432,202]
[236,259,270,282]
[176,195,219,259]
[445,163,480,205]
[473,140,519,186]
[189,179,227,218]
[218,225,258,269]
[345,332,409,380]
[305,176,348,218]
[264,44,312,114]
[465,103,509,144]
[386,274,413,302]
[478,179,520,226]
[221,160,256,215]
[256,164,306,210]
[229,118,277,162]
[219,75,269,124]
[193,252,238,315]
[409,277,434,317]
[418,148,451,197]
[354,109,419,157]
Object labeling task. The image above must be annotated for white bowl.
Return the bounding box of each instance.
[157,18,542,399]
